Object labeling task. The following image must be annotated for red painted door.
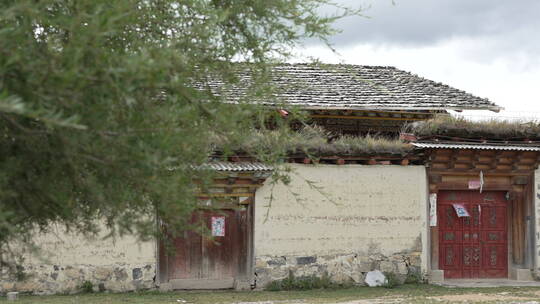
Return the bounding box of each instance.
[438,191,508,279]
[161,208,249,288]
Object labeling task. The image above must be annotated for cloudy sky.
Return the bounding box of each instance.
[295,0,540,120]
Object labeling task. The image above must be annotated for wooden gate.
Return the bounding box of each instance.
[159,208,250,289]
[438,191,508,279]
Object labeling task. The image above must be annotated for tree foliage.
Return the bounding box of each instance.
[0,0,354,266]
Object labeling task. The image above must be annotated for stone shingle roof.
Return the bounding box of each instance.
[207,63,501,112]
[199,161,273,172]
[412,142,540,152]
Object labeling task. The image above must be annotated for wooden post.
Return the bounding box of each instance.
[512,188,525,265]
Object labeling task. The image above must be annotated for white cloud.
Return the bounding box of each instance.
[299,1,540,121]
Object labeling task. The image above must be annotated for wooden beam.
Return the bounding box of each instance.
[429,170,533,176]
[209,184,263,188]
[196,193,254,197]
[310,114,425,121]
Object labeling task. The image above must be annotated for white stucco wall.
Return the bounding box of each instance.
[255,164,428,271]
[25,225,155,266]
[1,224,156,294]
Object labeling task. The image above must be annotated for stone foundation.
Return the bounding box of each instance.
[254,251,422,288]
[0,263,156,295]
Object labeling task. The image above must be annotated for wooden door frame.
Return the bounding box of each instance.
[156,202,255,289]
[428,172,534,279]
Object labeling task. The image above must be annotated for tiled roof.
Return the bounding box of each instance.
[412,142,540,151]
[199,161,274,172]
[205,63,501,112]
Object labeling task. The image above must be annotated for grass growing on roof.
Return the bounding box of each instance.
[404,115,540,139]
[216,125,412,158]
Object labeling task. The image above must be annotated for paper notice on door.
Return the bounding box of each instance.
[468,180,481,189]
[211,216,225,236]
[452,203,470,217]
[429,193,437,226]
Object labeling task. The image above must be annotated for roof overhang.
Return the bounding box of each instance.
[198,161,273,172]
[281,105,504,112]
[412,142,540,152]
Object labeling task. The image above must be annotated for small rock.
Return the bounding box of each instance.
[7,291,19,301]
[365,270,387,287]
[132,268,143,280]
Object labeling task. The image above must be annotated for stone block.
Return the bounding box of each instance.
[355,257,372,272]
[350,272,365,284]
[93,267,112,281]
[428,270,444,283]
[296,256,316,265]
[1,282,15,292]
[98,283,106,292]
[267,257,286,266]
[254,269,272,289]
[396,262,408,275]
[158,283,172,292]
[379,261,395,273]
[114,268,128,281]
[512,268,534,281]
[233,278,251,291]
[15,281,40,292]
[331,272,352,284]
[64,267,82,279]
[255,259,267,268]
[132,268,143,280]
[270,267,290,279]
[368,254,385,262]
[104,281,125,292]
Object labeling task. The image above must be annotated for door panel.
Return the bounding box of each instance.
[169,213,202,280]
[162,208,249,288]
[440,244,462,278]
[201,209,238,280]
[438,191,508,279]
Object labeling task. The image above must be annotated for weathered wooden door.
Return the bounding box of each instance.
[160,208,249,289]
[438,191,508,279]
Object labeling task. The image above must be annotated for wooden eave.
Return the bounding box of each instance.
[308,109,439,122]
[212,151,422,167]
[425,148,540,175]
[195,170,270,201]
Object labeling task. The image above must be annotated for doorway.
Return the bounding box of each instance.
[438,191,508,279]
[159,207,250,289]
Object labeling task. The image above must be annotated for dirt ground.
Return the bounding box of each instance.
[4,285,540,304]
